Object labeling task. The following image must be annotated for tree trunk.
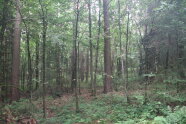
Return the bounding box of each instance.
[103,0,112,93]
[26,30,32,99]
[11,0,21,101]
[35,35,40,90]
[85,49,89,83]
[117,0,124,77]
[77,42,81,94]
[72,0,80,113]
[21,61,26,90]
[56,44,62,92]
[93,0,101,96]
[88,0,94,95]
[39,0,48,118]
[125,11,130,103]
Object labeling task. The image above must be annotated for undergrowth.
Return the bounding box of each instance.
[1,92,186,124]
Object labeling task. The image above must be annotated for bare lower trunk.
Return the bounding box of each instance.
[39,0,48,118]
[11,0,21,101]
[86,49,89,83]
[103,0,112,93]
[88,0,94,95]
[93,0,101,96]
[35,36,39,90]
[125,11,130,103]
[73,0,80,113]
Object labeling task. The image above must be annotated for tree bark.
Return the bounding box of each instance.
[88,0,94,95]
[117,0,124,77]
[72,0,80,113]
[93,0,101,96]
[26,29,32,99]
[56,44,62,92]
[11,0,21,101]
[39,0,48,118]
[35,35,40,90]
[125,11,130,103]
[103,0,112,93]
[77,42,81,94]
[85,49,89,83]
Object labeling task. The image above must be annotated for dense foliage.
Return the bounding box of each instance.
[0,0,186,123]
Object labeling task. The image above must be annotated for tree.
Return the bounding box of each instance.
[35,35,40,90]
[117,0,124,78]
[94,0,102,96]
[11,0,21,101]
[103,0,112,93]
[88,0,94,95]
[39,0,48,118]
[72,0,80,113]
[125,10,130,103]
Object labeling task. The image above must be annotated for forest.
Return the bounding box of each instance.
[0,0,186,123]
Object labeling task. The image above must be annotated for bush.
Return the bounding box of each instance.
[3,99,38,117]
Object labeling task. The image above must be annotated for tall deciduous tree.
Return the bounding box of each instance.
[72,0,80,113]
[11,0,21,101]
[35,35,40,90]
[103,0,112,93]
[125,10,130,103]
[39,0,48,118]
[88,0,94,95]
[94,0,102,96]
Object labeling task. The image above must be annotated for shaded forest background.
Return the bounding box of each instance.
[0,0,186,123]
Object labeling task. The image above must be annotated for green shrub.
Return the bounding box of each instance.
[3,99,38,117]
[166,106,186,124]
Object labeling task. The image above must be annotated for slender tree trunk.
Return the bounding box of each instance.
[86,49,89,83]
[26,29,32,99]
[117,0,124,77]
[11,0,21,101]
[88,0,94,95]
[39,0,48,118]
[35,35,40,90]
[93,0,101,96]
[77,42,81,94]
[42,22,47,118]
[71,50,76,92]
[72,0,80,113]
[103,0,112,93]
[21,61,26,90]
[125,11,130,103]
[56,44,62,92]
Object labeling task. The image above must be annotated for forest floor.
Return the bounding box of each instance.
[1,86,186,124]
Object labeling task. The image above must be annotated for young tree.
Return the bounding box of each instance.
[125,10,130,103]
[93,0,102,96]
[72,0,80,113]
[117,0,123,77]
[35,35,40,90]
[103,0,112,93]
[39,0,48,118]
[88,0,94,95]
